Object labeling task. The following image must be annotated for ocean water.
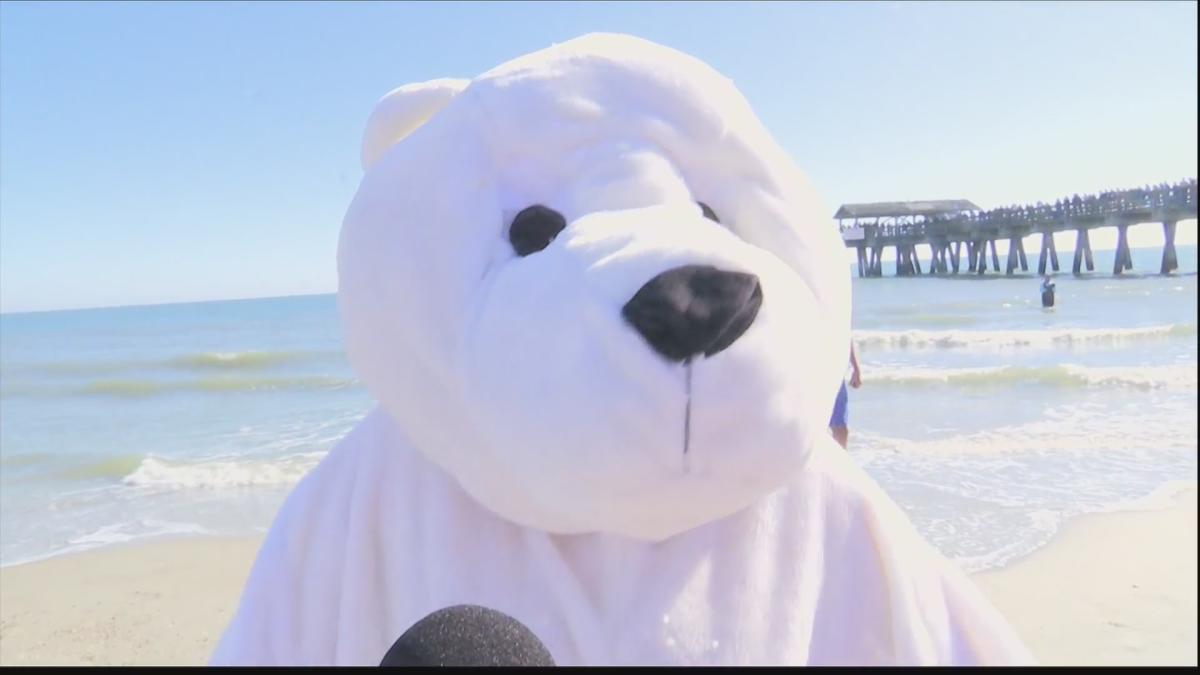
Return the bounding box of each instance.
[1,245,1196,570]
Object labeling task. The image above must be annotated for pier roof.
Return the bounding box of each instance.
[834,199,980,220]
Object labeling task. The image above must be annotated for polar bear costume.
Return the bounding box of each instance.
[211,34,1034,666]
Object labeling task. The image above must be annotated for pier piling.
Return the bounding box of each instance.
[1113,225,1133,275]
[1161,221,1178,275]
[1073,228,1095,276]
[1037,232,1051,275]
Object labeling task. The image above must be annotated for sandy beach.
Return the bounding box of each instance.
[1,487,1196,666]
[0,538,262,666]
[975,484,1198,666]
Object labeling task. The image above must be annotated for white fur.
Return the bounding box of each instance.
[211,33,1033,665]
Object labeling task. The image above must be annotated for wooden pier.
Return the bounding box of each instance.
[839,180,1197,278]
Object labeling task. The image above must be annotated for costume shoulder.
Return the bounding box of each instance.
[209,410,397,665]
[799,440,1035,665]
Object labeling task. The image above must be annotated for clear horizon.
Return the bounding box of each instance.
[2,239,1194,316]
[2,1,1197,313]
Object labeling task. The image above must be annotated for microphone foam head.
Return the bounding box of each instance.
[380,604,556,667]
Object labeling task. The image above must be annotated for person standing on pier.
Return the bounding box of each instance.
[829,343,862,449]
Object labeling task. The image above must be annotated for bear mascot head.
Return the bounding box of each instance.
[339,32,850,541]
[212,33,1032,666]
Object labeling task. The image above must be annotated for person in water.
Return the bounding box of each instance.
[1041,274,1056,308]
[829,343,862,449]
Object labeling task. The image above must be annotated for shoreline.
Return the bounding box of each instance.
[976,483,1197,666]
[1,488,1196,666]
[965,478,1199,574]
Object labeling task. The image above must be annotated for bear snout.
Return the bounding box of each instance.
[621,264,763,363]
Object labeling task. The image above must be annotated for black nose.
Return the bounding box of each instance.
[622,265,763,363]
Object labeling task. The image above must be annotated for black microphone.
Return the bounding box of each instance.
[380,604,556,667]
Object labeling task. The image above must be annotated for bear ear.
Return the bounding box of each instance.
[360,78,470,171]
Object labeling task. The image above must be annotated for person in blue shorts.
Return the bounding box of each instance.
[829,343,861,449]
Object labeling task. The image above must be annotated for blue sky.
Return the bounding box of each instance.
[1,1,1196,313]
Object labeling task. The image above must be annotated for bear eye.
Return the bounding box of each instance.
[509,205,566,256]
[697,201,720,223]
